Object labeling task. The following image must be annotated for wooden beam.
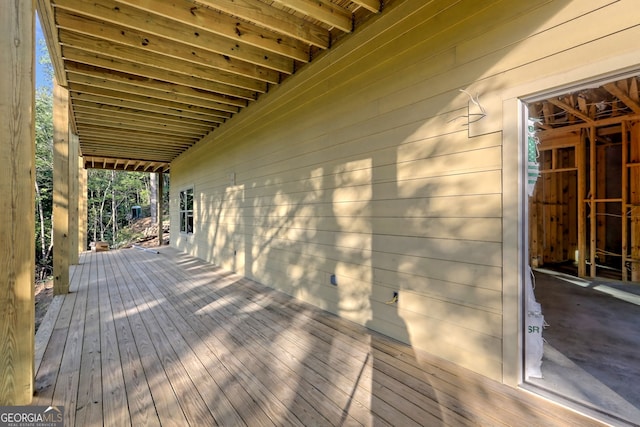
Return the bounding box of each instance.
[271,0,353,32]
[621,121,628,281]
[35,0,66,85]
[69,132,80,265]
[74,115,208,138]
[577,129,587,277]
[69,91,227,123]
[53,81,70,294]
[63,47,258,101]
[56,0,296,74]
[68,82,232,121]
[72,100,218,129]
[194,0,329,48]
[547,98,594,124]
[0,0,35,405]
[66,62,246,108]
[157,172,164,246]
[66,70,242,112]
[604,81,640,114]
[79,161,88,253]
[59,30,269,93]
[117,0,323,53]
[589,126,596,278]
[351,0,381,13]
[56,11,282,83]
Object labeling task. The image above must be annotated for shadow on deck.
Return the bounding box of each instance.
[33,248,604,426]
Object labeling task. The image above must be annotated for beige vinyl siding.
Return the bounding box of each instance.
[171,0,640,381]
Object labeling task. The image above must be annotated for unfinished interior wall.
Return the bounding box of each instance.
[171,0,640,382]
[529,133,580,267]
[530,119,640,280]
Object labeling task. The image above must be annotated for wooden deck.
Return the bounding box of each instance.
[33,247,605,426]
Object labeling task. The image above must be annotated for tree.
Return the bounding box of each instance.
[86,170,152,246]
[34,86,53,280]
[34,30,54,280]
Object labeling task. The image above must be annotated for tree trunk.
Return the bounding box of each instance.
[150,172,157,223]
[35,179,47,261]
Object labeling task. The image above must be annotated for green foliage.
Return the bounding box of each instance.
[87,170,154,245]
[35,87,53,277]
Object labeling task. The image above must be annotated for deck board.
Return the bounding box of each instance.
[33,247,607,426]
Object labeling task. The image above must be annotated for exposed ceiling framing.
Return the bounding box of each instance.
[531,76,640,138]
[37,0,383,172]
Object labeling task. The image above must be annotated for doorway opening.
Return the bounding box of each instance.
[523,74,640,425]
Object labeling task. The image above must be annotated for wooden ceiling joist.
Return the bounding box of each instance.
[71,102,216,131]
[271,0,353,33]
[74,115,208,138]
[56,12,282,84]
[351,0,381,13]
[69,92,227,123]
[604,82,640,114]
[120,0,326,53]
[38,0,383,171]
[66,62,247,108]
[193,0,326,50]
[63,47,259,100]
[55,0,300,70]
[68,83,232,120]
[66,71,241,113]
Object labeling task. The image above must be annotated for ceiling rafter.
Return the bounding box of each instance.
[547,98,594,124]
[55,11,282,84]
[193,0,329,48]
[71,101,216,130]
[54,0,301,68]
[66,71,241,113]
[271,0,353,33]
[66,62,247,108]
[74,114,208,138]
[63,47,258,100]
[59,30,269,93]
[68,82,233,120]
[37,0,382,171]
[604,82,640,114]
[73,108,213,134]
[116,0,322,55]
[350,0,381,13]
[69,90,228,124]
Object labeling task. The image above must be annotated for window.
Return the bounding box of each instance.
[180,188,194,234]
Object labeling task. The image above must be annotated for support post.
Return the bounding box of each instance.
[68,132,79,265]
[157,172,164,246]
[577,129,587,277]
[0,0,35,404]
[79,160,87,253]
[53,81,70,294]
[589,126,597,278]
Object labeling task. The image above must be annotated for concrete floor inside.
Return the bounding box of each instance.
[527,269,640,426]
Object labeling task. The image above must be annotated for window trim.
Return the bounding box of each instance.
[179,187,194,235]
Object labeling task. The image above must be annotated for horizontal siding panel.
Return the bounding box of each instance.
[397,145,502,181]
[373,268,502,312]
[230,194,502,218]
[214,215,502,242]
[170,0,640,381]
[372,235,502,267]
[373,254,502,292]
[403,311,503,381]
[457,0,631,69]
[397,291,502,337]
